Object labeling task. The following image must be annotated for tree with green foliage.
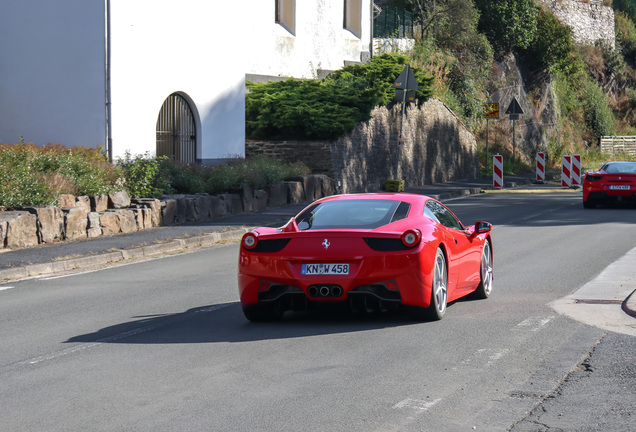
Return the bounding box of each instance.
[475,0,540,51]
[400,0,476,41]
[614,0,636,24]
[615,11,636,64]
[528,9,575,74]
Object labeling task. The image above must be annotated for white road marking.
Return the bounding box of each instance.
[393,398,442,411]
[514,315,555,332]
[0,285,15,291]
[455,348,510,370]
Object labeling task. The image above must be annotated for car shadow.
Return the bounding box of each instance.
[64,301,442,345]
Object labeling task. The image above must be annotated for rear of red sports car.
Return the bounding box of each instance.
[238,225,439,318]
[238,193,493,322]
[583,161,636,208]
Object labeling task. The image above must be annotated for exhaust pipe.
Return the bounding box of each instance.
[307,284,344,298]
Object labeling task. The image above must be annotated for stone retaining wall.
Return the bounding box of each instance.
[539,0,615,48]
[246,98,478,194]
[0,174,334,251]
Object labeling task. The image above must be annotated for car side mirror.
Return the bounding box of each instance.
[474,221,492,234]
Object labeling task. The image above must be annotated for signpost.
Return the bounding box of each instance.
[505,97,524,163]
[391,65,418,186]
[484,103,499,171]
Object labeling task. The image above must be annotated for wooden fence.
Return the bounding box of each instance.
[600,136,636,157]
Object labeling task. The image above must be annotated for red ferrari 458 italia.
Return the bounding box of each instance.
[583,161,636,208]
[238,193,493,322]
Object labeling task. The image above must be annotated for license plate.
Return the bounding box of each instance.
[301,263,349,275]
[609,185,630,190]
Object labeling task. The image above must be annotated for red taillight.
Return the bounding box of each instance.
[401,229,422,248]
[242,232,258,250]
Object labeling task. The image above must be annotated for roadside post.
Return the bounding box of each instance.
[484,103,500,172]
[571,154,581,186]
[493,154,503,188]
[505,97,524,164]
[561,154,572,187]
[386,64,419,192]
[536,151,545,182]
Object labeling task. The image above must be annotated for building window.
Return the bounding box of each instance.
[275,0,295,35]
[344,0,362,38]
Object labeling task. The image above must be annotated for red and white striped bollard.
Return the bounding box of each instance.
[571,154,581,186]
[493,154,503,188]
[536,151,545,182]
[561,155,572,187]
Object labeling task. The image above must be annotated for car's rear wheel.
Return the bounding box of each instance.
[473,240,493,299]
[583,199,596,209]
[412,247,447,321]
[242,304,283,322]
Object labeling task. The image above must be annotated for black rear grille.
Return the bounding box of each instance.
[252,238,291,253]
[364,238,410,251]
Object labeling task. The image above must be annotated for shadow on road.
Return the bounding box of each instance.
[65,301,446,345]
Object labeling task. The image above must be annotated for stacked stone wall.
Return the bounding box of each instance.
[246,140,333,175]
[539,0,615,48]
[332,99,478,193]
[0,174,334,250]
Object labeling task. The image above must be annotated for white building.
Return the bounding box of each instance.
[0,0,372,164]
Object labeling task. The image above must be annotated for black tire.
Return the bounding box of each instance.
[242,304,283,322]
[411,247,448,321]
[473,240,493,300]
[583,199,596,209]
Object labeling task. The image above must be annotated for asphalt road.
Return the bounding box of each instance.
[1,191,635,431]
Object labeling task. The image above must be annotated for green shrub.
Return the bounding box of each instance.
[582,81,617,138]
[326,53,433,107]
[246,79,378,140]
[116,151,171,198]
[246,54,433,141]
[203,156,309,194]
[0,143,117,208]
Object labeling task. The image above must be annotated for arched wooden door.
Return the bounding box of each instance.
[156,93,196,164]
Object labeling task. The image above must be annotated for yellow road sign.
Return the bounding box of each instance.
[484,103,499,119]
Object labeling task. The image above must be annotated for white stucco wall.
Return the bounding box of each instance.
[247,0,372,79]
[109,0,246,162]
[0,0,106,147]
[1,0,372,162]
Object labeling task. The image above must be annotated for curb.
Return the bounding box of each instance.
[622,289,636,319]
[0,227,252,283]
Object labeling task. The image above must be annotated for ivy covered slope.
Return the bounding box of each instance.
[246,54,433,140]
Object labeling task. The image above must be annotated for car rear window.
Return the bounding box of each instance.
[296,199,410,230]
[603,162,636,174]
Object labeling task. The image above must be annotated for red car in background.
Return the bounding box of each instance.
[583,161,636,208]
[238,193,493,322]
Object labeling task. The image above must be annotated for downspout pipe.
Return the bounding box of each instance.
[370,0,374,58]
[105,0,113,162]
